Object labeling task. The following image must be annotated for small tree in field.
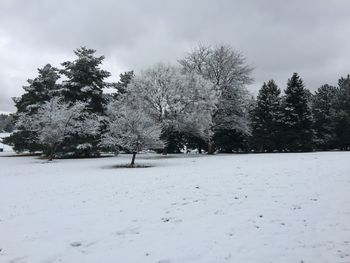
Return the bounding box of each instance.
[102,102,164,166]
[18,97,99,160]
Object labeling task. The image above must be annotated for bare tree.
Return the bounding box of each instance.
[179,44,253,87]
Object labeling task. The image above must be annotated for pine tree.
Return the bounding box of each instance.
[333,75,350,150]
[3,64,61,152]
[15,64,61,114]
[251,80,283,152]
[114,71,134,96]
[338,75,350,114]
[281,73,313,151]
[312,84,338,150]
[60,47,111,156]
[0,114,14,133]
[61,47,111,114]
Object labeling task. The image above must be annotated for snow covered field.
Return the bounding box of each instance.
[1,152,350,263]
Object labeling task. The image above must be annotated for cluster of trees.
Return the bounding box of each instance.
[3,45,253,164]
[3,44,350,164]
[0,114,14,133]
[251,74,350,152]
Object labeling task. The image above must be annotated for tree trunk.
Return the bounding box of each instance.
[207,142,215,155]
[131,152,137,166]
[48,144,57,161]
[162,146,168,155]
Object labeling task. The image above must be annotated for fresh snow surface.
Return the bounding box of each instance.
[1,152,350,263]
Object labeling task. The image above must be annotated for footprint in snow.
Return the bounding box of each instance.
[292,205,302,210]
[114,227,140,236]
[161,217,182,223]
[9,256,28,263]
[70,242,82,247]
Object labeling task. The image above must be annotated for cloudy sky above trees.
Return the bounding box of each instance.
[1,0,350,112]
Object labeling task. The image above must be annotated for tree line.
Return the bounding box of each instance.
[2,45,350,164]
[0,114,14,133]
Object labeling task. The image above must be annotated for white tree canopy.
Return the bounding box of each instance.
[17,97,99,158]
[102,101,164,154]
[125,63,218,140]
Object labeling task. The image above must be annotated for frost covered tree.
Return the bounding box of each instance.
[3,64,61,152]
[18,97,99,161]
[179,44,253,153]
[251,80,283,152]
[126,64,180,126]
[281,73,313,151]
[175,73,218,154]
[102,101,164,166]
[126,63,216,154]
[179,44,253,87]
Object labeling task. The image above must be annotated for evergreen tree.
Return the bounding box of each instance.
[214,129,249,153]
[281,73,313,151]
[60,47,111,156]
[333,75,350,150]
[337,75,350,114]
[0,114,14,133]
[14,64,61,114]
[60,47,111,114]
[114,71,134,96]
[251,80,283,152]
[334,111,350,150]
[312,84,338,150]
[3,64,60,152]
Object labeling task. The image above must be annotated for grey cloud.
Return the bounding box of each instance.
[1,0,350,112]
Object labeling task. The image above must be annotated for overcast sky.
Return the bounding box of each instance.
[1,0,350,112]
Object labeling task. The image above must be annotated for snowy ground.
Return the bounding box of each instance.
[0,133,13,153]
[0,151,350,263]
